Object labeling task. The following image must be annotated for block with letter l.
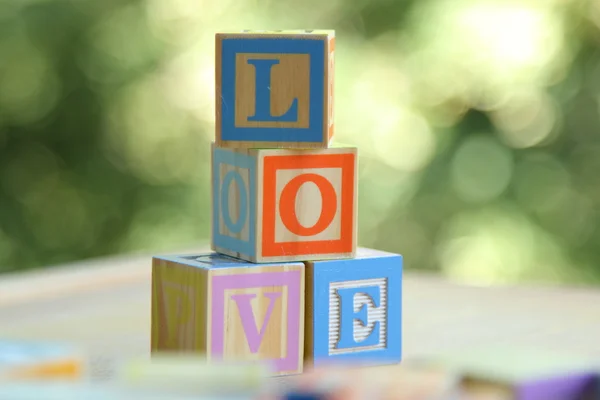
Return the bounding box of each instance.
[215,30,335,149]
[304,248,402,367]
[151,252,305,376]
[211,143,357,263]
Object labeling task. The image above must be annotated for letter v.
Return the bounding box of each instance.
[230,292,282,353]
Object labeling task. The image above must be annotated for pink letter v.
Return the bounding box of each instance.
[230,292,282,353]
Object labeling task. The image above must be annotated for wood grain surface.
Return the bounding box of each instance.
[151,255,305,376]
[211,146,358,263]
[215,31,335,149]
[1,249,600,370]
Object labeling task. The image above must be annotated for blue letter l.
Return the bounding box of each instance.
[246,59,298,123]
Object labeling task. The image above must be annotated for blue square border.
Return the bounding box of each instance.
[212,148,256,258]
[221,38,325,143]
[312,255,403,365]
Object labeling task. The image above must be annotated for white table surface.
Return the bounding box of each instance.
[1,250,600,366]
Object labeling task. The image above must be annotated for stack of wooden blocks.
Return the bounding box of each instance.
[150,30,403,376]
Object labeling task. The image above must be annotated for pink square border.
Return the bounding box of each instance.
[210,270,301,373]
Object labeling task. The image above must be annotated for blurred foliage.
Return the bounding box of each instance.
[1,0,600,285]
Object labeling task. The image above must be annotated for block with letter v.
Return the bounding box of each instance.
[151,252,305,376]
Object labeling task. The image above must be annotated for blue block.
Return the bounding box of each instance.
[211,145,257,260]
[305,248,402,367]
[215,31,334,148]
[0,340,77,367]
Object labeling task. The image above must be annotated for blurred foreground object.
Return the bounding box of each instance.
[0,340,83,380]
[432,347,600,400]
[119,353,270,396]
[0,351,270,399]
[279,351,600,400]
[2,341,600,399]
[279,362,460,400]
[0,381,218,400]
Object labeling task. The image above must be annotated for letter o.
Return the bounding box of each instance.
[220,171,248,234]
[279,173,337,237]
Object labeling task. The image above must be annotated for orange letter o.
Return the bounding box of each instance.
[279,173,337,237]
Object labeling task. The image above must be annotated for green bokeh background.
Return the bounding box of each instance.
[1,0,600,285]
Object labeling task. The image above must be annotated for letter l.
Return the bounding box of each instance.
[246,59,298,122]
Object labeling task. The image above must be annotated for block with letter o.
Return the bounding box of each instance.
[215,30,335,149]
[211,144,257,260]
[211,145,357,263]
[304,248,402,367]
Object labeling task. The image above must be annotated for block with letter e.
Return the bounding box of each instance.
[151,252,304,376]
[215,30,335,149]
[211,144,357,263]
[304,248,402,367]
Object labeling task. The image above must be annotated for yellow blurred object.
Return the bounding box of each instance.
[0,341,84,381]
[6,359,82,380]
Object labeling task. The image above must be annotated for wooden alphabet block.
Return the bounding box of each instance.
[211,144,357,263]
[151,253,305,376]
[215,30,335,149]
[434,347,599,400]
[0,340,83,380]
[304,248,402,367]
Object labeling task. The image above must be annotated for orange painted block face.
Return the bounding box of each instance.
[0,341,83,380]
[211,144,357,263]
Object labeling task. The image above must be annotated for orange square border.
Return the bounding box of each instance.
[262,153,355,257]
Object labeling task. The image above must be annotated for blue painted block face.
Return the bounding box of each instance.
[307,248,402,366]
[211,146,257,259]
[216,33,332,145]
[0,341,74,367]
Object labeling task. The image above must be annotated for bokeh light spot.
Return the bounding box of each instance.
[513,153,570,214]
[103,76,199,185]
[24,181,93,251]
[373,107,436,172]
[437,206,568,284]
[492,90,558,148]
[0,39,61,126]
[451,135,514,203]
[406,0,566,114]
[0,142,61,205]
